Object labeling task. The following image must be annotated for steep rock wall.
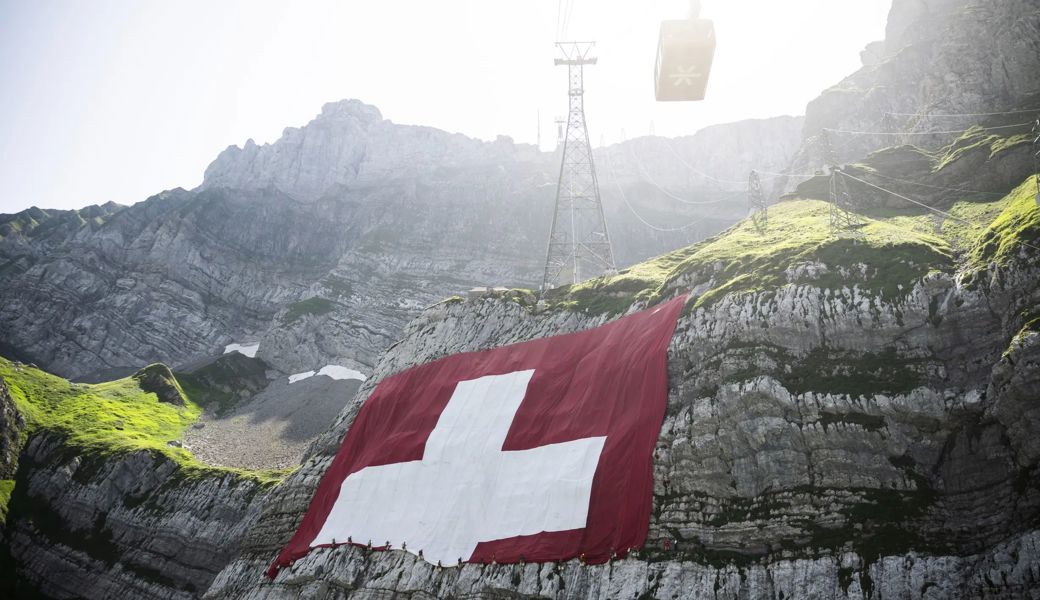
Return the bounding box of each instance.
[4,432,272,599]
[787,0,1040,176]
[203,246,1040,598]
[0,104,802,381]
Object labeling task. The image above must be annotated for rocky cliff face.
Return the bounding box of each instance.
[787,0,1040,174]
[2,0,1038,597]
[0,102,801,382]
[4,432,272,599]
[0,378,23,483]
[202,178,1040,598]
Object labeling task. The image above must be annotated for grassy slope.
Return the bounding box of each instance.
[544,174,1039,316]
[969,177,1040,268]
[0,356,286,520]
[548,199,955,315]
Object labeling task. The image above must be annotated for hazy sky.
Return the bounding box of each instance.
[0,1,890,212]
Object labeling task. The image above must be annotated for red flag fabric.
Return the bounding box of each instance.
[268,295,686,577]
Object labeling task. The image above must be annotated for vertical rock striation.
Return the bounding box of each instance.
[5,432,273,599]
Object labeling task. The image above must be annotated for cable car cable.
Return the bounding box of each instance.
[555,0,564,40]
[623,144,733,205]
[561,0,577,40]
[659,138,749,185]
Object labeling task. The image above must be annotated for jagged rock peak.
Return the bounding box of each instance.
[318,98,383,123]
[199,98,534,201]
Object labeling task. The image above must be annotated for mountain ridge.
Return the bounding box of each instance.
[2,0,1040,597]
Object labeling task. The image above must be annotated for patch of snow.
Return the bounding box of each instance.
[288,365,367,385]
[224,342,259,358]
[288,370,317,384]
[317,365,367,381]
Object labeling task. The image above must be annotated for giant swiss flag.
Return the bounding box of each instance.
[268,295,686,577]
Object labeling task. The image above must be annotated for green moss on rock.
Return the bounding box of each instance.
[175,353,268,417]
[282,296,336,324]
[969,176,1040,268]
[0,356,283,484]
[0,479,13,524]
[544,200,952,316]
[132,364,186,406]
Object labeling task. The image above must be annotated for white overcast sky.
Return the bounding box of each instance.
[0,1,891,212]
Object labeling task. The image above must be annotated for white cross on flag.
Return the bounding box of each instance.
[268,295,686,576]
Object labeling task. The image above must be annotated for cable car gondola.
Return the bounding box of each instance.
[655,0,715,102]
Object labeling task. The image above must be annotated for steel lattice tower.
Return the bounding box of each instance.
[820,130,858,232]
[747,170,768,232]
[829,169,859,232]
[542,42,616,290]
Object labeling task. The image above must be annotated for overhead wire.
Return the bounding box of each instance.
[863,171,1006,197]
[838,171,1040,253]
[754,169,821,179]
[657,137,821,182]
[885,108,1040,118]
[560,0,577,40]
[658,138,749,185]
[622,143,734,205]
[824,121,1033,137]
[603,146,704,232]
[555,0,564,40]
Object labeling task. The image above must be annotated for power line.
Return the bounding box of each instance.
[555,0,564,40]
[839,171,1040,253]
[864,171,1005,197]
[885,108,1040,118]
[560,0,577,39]
[659,138,749,185]
[623,144,733,205]
[755,169,820,179]
[604,148,703,233]
[824,122,1034,137]
[839,172,977,226]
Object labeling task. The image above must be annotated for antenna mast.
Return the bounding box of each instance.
[542,41,617,290]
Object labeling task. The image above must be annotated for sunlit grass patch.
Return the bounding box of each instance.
[968,176,1040,269]
[545,199,954,315]
[0,357,288,485]
[0,479,13,524]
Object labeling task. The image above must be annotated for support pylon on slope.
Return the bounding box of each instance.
[747,170,768,232]
[829,169,860,232]
[542,42,617,291]
[821,129,859,232]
